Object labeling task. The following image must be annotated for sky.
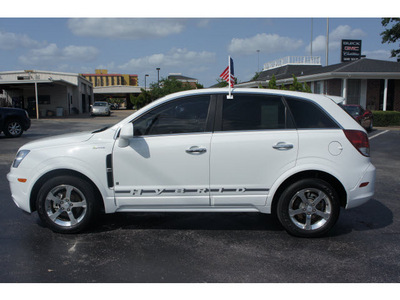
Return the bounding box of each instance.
[0,2,398,88]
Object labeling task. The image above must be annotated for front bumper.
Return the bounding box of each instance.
[346,163,376,209]
[91,109,110,115]
[7,171,32,213]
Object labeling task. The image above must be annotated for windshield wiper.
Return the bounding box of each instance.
[92,126,110,133]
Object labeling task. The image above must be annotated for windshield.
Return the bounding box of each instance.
[94,102,107,107]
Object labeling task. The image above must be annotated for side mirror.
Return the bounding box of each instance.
[118,123,134,148]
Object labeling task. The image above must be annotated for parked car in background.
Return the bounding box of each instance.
[110,103,119,110]
[8,89,376,237]
[341,104,373,132]
[0,107,31,137]
[90,102,110,116]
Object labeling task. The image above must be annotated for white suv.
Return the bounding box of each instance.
[7,89,376,237]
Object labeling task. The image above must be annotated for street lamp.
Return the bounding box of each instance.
[156,68,160,87]
[257,50,260,72]
[144,74,149,90]
[28,71,39,120]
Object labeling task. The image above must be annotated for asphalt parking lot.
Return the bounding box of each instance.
[0,110,399,283]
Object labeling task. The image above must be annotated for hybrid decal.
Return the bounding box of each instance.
[115,187,270,196]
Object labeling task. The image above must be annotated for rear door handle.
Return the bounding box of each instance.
[186,146,207,154]
[273,142,294,150]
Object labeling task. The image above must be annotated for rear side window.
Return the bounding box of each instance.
[285,97,339,129]
[221,95,294,131]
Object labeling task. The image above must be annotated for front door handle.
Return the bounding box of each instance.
[273,142,294,150]
[186,146,207,154]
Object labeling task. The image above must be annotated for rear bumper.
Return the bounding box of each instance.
[346,163,376,209]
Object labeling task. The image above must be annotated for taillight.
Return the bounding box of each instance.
[343,130,370,157]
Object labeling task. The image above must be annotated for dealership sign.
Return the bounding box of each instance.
[341,40,362,62]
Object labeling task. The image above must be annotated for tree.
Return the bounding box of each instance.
[381,18,400,61]
[130,77,202,109]
[214,77,238,87]
[289,74,303,91]
[289,75,311,93]
[130,88,152,109]
[250,72,261,81]
[268,74,277,89]
[149,77,199,100]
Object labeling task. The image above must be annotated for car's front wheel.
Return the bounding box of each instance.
[4,119,23,137]
[277,179,340,238]
[36,175,99,233]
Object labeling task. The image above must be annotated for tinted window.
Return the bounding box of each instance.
[341,105,362,117]
[285,97,339,129]
[221,95,293,131]
[133,96,210,136]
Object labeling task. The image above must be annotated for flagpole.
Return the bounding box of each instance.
[227,56,233,99]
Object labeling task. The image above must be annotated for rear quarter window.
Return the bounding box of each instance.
[285,97,339,129]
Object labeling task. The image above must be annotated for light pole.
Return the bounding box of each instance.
[156,68,160,87]
[28,71,39,120]
[144,74,149,90]
[326,18,329,66]
[257,50,260,72]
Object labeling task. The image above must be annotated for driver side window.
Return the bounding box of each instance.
[133,95,211,136]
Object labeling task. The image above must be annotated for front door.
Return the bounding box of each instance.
[113,95,214,208]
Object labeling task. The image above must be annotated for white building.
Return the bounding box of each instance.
[0,70,93,118]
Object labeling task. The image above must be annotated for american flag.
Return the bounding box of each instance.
[220,57,234,87]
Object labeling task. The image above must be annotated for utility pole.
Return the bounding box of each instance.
[156,68,160,87]
[326,18,329,66]
[310,18,313,56]
[144,74,149,90]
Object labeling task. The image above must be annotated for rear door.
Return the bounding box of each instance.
[209,93,298,207]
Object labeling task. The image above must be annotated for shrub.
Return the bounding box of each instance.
[372,110,400,127]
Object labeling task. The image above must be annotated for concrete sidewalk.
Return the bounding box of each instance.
[32,109,135,124]
[375,126,400,131]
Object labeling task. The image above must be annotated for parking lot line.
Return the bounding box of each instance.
[369,130,389,140]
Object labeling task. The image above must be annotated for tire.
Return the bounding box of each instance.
[36,175,99,233]
[4,119,23,137]
[367,120,373,132]
[276,179,340,238]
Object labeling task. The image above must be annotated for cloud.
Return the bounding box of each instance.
[0,30,42,50]
[228,33,304,56]
[306,25,367,53]
[196,19,211,28]
[362,49,394,61]
[68,18,185,39]
[19,43,99,66]
[118,48,216,71]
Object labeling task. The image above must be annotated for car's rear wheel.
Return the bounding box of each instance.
[4,119,23,137]
[36,175,99,233]
[277,179,340,238]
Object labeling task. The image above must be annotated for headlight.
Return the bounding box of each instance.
[13,150,30,168]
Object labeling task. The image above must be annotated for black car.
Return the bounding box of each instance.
[0,107,31,137]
